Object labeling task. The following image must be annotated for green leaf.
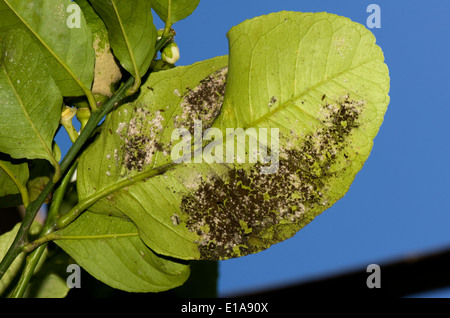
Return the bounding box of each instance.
[150,0,200,24]
[0,223,25,296]
[54,212,190,293]
[0,0,95,97]
[0,29,62,171]
[0,153,28,199]
[89,0,156,81]
[75,12,389,261]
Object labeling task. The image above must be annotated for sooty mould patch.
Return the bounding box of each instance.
[116,106,165,173]
[268,96,278,108]
[180,94,366,260]
[114,67,228,174]
[174,67,228,134]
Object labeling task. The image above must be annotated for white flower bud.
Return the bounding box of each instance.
[161,42,180,64]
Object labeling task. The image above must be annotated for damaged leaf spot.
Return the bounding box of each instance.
[171,213,180,226]
[180,94,366,260]
[116,106,164,173]
[113,67,228,174]
[174,67,228,133]
[268,96,278,108]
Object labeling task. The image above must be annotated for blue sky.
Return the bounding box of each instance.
[55,0,450,297]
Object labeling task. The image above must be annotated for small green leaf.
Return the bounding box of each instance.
[0,29,62,171]
[0,0,95,97]
[0,153,28,200]
[0,223,25,296]
[89,0,156,81]
[150,0,200,24]
[55,212,190,293]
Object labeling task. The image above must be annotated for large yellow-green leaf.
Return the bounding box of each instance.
[74,12,389,260]
[0,0,95,96]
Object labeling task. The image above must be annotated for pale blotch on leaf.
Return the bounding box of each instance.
[333,36,350,58]
[92,37,122,97]
[173,89,181,97]
[171,214,180,226]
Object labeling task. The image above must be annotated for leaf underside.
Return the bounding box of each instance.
[69,11,390,264]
